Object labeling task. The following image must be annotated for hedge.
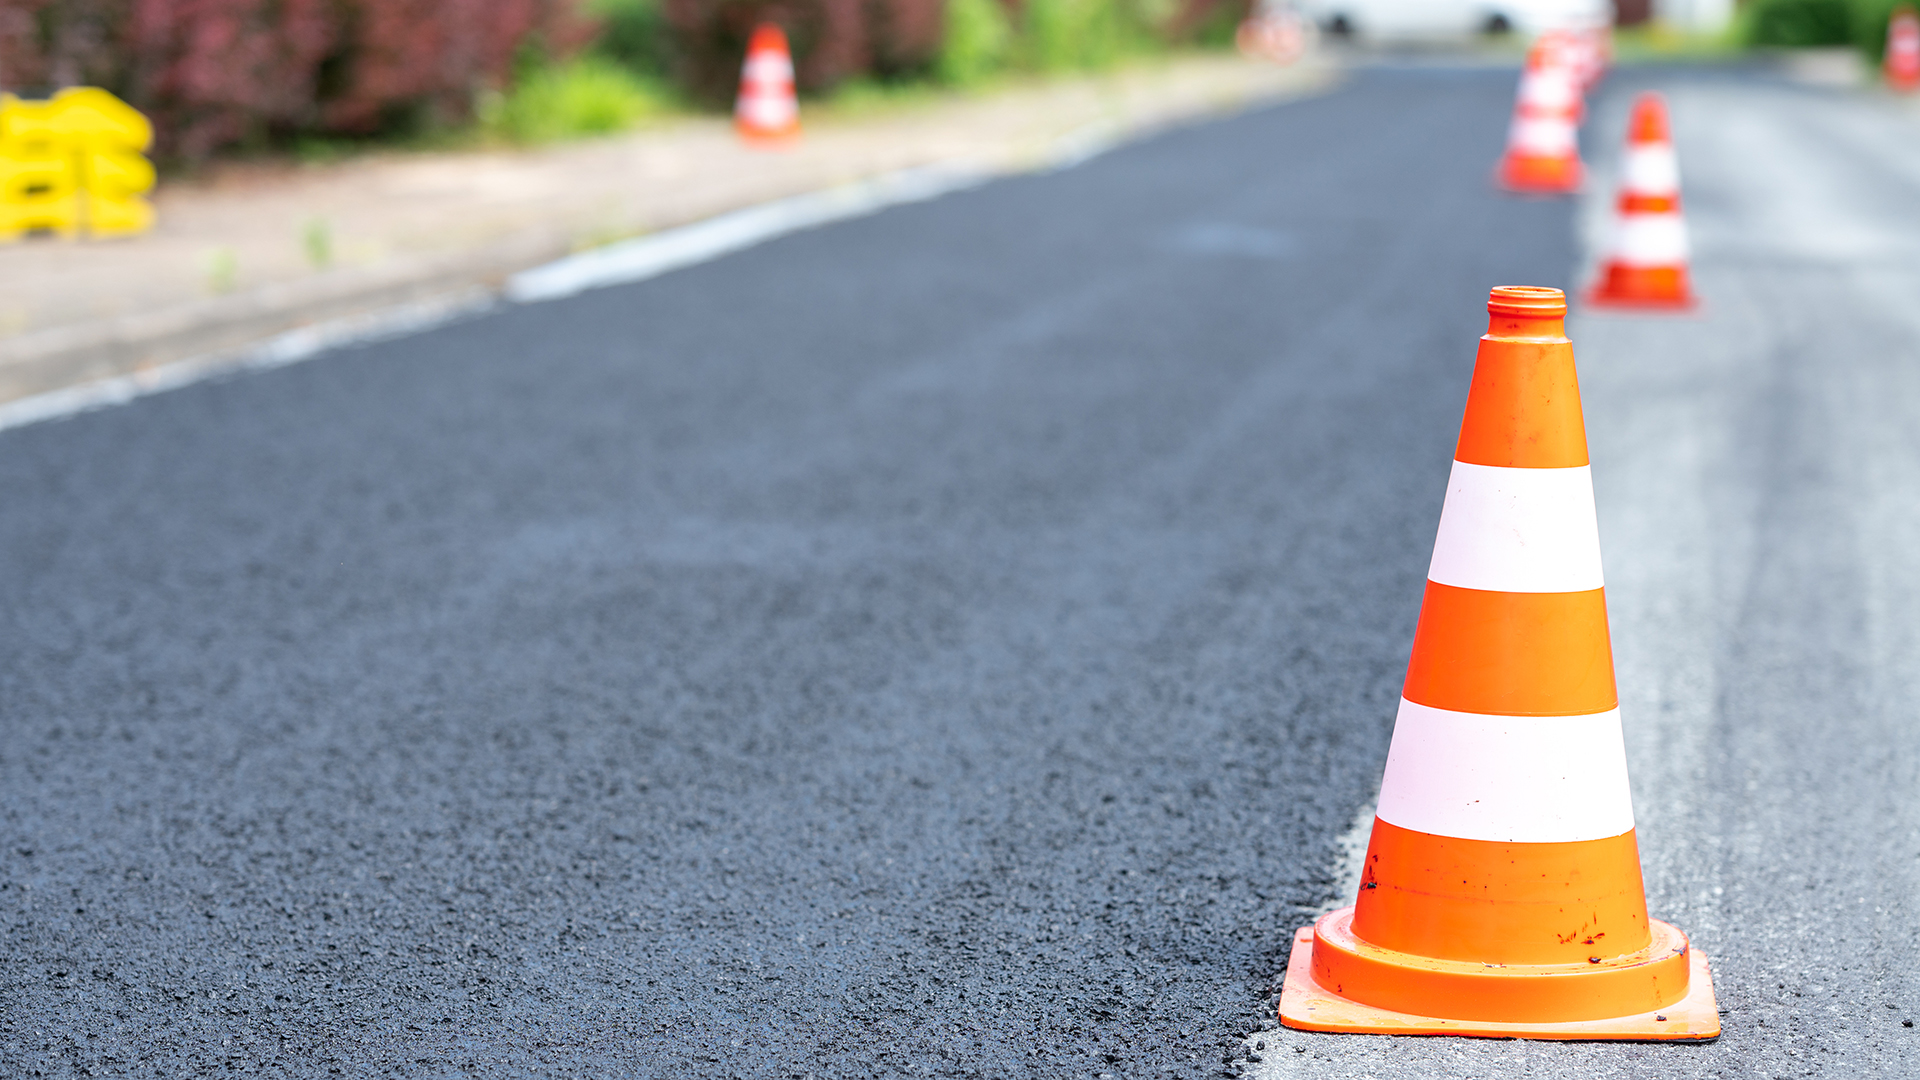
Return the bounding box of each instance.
[0,0,1239,159]
[0,0,593,160]
[1741,0,1913,61]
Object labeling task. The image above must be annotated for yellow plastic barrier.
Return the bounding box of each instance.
[0,88,155,241]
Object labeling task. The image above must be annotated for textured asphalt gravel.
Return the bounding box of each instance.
[3,64,1914,1080]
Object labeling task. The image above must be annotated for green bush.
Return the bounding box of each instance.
[1850,0,1908,62]
[1184,0,1244,47]
[481,57,670,143]
[590,0,674,76]
[939,0,1015,85]
[1740,0,1915,69]
[1742,0,1853,46]
[1024,0,1129,71]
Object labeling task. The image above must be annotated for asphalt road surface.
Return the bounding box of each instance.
[2,65,1916,1080]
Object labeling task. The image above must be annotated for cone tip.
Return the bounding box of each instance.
[1629,92,1670,144]
[1488,285,1567,318]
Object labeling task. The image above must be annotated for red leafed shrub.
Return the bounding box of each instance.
[865,0,945,75]
[314,0,596,133]
[125,0,338,158]
[662,0,943,102]
[0,0,595,160]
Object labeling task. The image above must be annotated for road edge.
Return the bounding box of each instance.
[0,62,1338,435]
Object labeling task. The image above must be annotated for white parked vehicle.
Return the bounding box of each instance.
[1297,0,1608,40]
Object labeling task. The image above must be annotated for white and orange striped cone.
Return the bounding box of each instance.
[1236,6,1310,65]
[1572,24,1611,91]
[1277,286,1719,1041]
[1886,5,1920,93]
[1496,41,1584,195]
[1538,28,1600,93]
[1587,93,1695,310]
[735,24,800,146]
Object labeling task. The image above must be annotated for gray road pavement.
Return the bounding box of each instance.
[1,65,1914,1079]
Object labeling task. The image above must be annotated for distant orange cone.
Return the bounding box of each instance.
[1539,27,1604,93]
[1887,5,1920,92]
[1497,41,1584,194]
[1587,93,1695,310]
[1277,286,1719,1042]
[1575,25,1611,91]
[735,24,800,146]
[1236,2,1310,65]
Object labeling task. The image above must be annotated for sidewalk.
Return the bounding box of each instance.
[0,53,1336,407]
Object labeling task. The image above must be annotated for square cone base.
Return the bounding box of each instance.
[1277,927,1721,1042]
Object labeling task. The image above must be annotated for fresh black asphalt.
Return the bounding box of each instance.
[9,67,1600,1078]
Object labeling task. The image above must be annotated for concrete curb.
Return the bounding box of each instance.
[504,160,997,303]
[0,288,496,434]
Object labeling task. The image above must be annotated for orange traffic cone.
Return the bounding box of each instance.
[1587,93,1695,310]
[1277,286,1719,1041]
[735,24,800,145]
[1575,25,1611,91]
[1887,5,1920,92]
[1236,3,1310,65]
[1497,41,1584,194]
[1539,27,1604,93]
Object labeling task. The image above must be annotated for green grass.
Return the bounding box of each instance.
[1609,21,1745,62]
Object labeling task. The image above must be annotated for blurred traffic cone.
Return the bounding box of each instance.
[1497,41,1584,194]
[735,24,800,145]
[1277,286,1719,1041]
[1236,1,1310,65]
[1575,25,1611,91]
[1538,28,1601,92]
[1887,5,1920,92]
[1587,93,1695,310]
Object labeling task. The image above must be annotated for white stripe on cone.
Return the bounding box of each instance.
[1610,212,1689,267]
[1509,116,1577,156]
[1621,145,1680,196]
[744,54,795,81]
[738,95,796,129]
[1517,69,1579,111]
[1375,699,1636,843]
[1427,462,1604,594]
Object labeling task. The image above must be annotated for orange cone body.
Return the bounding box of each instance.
[1277,286,1719,1041]
[1587,93,1695,310]
[1497,42,1584,195]
[735,24,800,145]
[1887,7,1920,92]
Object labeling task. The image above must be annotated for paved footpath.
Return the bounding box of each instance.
[2,63,1917,1080]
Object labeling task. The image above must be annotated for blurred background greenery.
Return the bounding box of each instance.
[1738,0,1907,53]
[0,0,1908,162]
[460,0,1244,146]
